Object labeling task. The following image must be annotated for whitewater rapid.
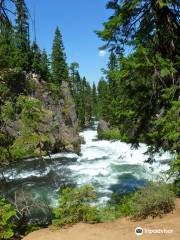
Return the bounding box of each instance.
[0,122,172,205]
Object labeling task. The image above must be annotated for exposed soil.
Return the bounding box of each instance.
[23,199,180,240]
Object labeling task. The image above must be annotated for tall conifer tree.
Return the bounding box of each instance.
[14,0,30,70]
[51,27,68,84]
[92,82,98,116]
[31,41,41,74]
[40,49,50,81]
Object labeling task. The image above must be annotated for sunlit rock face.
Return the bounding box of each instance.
[33,79,81,154]
[5,74,81,155]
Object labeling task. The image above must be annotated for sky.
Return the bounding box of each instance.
[25,0,113,85]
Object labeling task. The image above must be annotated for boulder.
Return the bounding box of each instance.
[97,120,110,135]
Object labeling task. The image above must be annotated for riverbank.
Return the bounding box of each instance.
[0,123,173,225]
[23,198,180,240]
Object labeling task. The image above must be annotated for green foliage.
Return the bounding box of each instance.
[96,0,179,59]
[0,130,14,164]
[1,101,15,122]
[52,185,100,227]
[98,204,121,222]
[92,82,98,116]
[118,183,175,220]
[98,128,125,141]
[169,154,180,196]
[96,0,179,192]
[71,69,94,127]
[0,28,15,70]
[52,183,175,226]
[0,198,17,239]
[97,78,110,120]
[2,69,25,95]
[23,224,41,236]
[0,147,9,163]
[149,101,180,151]
[69,62,79,93]
[14,0,30,70]
[10,95,51,160]
[51,27,68,84]
[0,82,10,102]
[30,41,41,74]
[40,49,50,81]
[46,82,61,99]
[97,183,175,221]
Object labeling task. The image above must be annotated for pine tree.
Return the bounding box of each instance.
[69,62,79,95]
[92,82,98,117]
[72,70,93,127]
[96,0,180,60]
[82,77,93,124]
[0,0,14,30]
[73,71,85,126]
[97,78,110,120]
[97,0,180,193]
[31,41,41,74]
[40,49,50,81]
[14,0,30,70]
[51,27,68,84]
[106,51,118,124]
[107,52,117,96]
[0,26,14,70]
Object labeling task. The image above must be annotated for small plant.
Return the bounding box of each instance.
[98,128,127,141]
[23,224,41,236]
[46,82,61,99]
[0,198,17,239]
[10,95,52,160]
[52,185,100,227]
[120,183,175,220]
[98,205,121,222]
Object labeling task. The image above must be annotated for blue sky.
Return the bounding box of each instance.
[25,0,113,85]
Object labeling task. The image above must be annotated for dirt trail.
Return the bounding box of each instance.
[23,199,180,240]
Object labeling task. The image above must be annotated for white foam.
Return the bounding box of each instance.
[2,122,173,204]
[43,152,78,159]
[70,123,173,202]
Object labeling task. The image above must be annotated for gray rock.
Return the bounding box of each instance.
[33,79,81,154]
[97,120,110,135]
[6,74,81,155]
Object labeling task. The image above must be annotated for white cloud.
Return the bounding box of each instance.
[98,50,106,57]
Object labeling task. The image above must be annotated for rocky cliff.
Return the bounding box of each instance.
[4,73,81,156]
[32,78,81,154]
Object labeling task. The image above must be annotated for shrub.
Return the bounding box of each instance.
[0,198,17,239]
[120,183,175,220]
[170,154,180,197]
[98,205,121,222]
[98,129,128,141]
[23,224,41,236]
[52,185,100,227]
[46,83,61,99]
[117,193,135,217]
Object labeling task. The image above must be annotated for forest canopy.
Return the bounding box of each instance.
[96,0,180,195]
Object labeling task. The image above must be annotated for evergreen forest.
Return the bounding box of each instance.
[0,1,179,239]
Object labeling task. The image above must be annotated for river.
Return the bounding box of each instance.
[0,122,172,220]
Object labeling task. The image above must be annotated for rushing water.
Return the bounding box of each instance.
[0,122,172,209]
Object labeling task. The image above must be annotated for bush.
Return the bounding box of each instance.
[0,198,17,239]
[98,129,123,140]
[52,185,100,227]
[52,183,175,227]
[119,183,175,220]
[46,83,61,99]
[98,205,121,222]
